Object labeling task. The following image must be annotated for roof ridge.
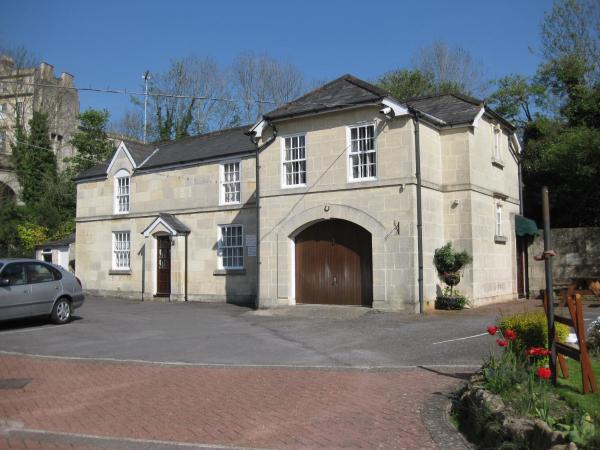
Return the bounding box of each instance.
[264,75,349,112]
[342,74,390,98]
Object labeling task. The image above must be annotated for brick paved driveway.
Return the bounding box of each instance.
[0,354,467,449]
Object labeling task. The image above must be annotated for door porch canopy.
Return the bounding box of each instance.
[142,213,191,237]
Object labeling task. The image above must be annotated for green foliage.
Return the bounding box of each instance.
[499,311,570,355]
[435,288,469,310]
[433,242,473,275]
[12,111,57,205]
[16,222,48,254]
[377,68,466,100]
[487,74,548,130]
[69,109,114,174]
[1,110,77,257]
[0,200,27,257]
[587,317,600,355]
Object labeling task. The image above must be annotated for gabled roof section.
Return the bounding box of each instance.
[137,125,255,172]
[106,140,154,174]
[142,213,191,237]
[405,92,515,130]
[263,74,392,121]
[405,93,483,126]
[74,126,256,181]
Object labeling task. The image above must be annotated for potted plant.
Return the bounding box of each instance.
[433,242,472,310]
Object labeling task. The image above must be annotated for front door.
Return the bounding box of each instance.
[295,219,373,306]
[157,236,171,295]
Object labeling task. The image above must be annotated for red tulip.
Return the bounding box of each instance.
[504,329,517,341]
[536,367,551,379]
[526,347,538,356]
[497,339,508,347]
[487,326,498,335]
[539,348,551,356]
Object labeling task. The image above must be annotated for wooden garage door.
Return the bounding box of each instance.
[295,219,372,306]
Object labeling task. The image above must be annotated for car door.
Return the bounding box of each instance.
[0,263,32,320]
[25,262,61,316]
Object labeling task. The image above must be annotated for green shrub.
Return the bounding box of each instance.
[499,311,569,354]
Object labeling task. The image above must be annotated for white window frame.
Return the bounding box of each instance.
[219,160,241,205]
[495,202,503,237]
[113,169,131,214]
[346,123,377,182]
[217,224,244,270]
[112,231,131,270]
[281,134,307,188]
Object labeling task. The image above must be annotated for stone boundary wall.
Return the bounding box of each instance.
[528,227,600,296]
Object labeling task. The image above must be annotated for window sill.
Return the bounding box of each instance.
[109,269,132,275]
[491,158,505,169]
[494,235,507,244]
[213,268,246,276]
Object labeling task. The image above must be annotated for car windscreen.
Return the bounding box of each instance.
[0,263,3,272]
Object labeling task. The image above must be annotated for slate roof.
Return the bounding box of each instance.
[36,233,76,249]
[264,74,389,121]
[122,140,154,165]
[405,93,483,126]
[262,74,513,130]
[158,213,191,234]
[73,140,154,181]
[137,125,254,172]
[75,75,514,182]
[75,125,255,181]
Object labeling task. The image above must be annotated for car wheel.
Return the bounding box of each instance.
[51,298,71,324]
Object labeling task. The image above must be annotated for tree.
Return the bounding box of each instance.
[540,0,600,82]
[413,41,486,96]
[69,109,114,174]
[12,111,56,205]
[377,68,465,100]
[231,52,307,123]
[487,75,548,132]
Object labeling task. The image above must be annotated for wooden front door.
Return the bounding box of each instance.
[157,236,171,295]
[295,219,372,306]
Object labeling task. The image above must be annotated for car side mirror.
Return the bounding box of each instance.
[0,278,10,287]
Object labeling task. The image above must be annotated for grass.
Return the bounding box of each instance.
[555,356,600,419]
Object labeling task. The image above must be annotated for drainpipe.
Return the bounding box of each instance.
[184,233,188,302]
[410,109,425,314]
[249,124,278,310]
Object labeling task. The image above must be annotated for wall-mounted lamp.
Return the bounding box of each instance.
[324,204,330,212]
[451,199,460,208]
[398,184,404,194]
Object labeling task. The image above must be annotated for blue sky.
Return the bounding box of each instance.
[1,0,552,123]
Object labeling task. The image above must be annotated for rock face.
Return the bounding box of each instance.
[454,376,575,449]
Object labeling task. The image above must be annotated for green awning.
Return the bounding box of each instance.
[515,215,539,236]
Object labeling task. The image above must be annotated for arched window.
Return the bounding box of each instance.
[114,169,130,214]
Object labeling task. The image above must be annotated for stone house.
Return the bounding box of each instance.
[0,55,80,200]
[75,75,522,311]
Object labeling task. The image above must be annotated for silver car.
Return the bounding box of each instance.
[0,259,84,324]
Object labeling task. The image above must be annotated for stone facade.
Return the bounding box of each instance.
[75,76,520,311]
[0,55,80,199]
[256,107,519,311]
[76,150,257,304]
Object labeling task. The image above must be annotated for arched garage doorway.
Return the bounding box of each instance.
[295,219,372,306]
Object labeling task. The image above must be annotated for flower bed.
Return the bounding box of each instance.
[452,323,600,449]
